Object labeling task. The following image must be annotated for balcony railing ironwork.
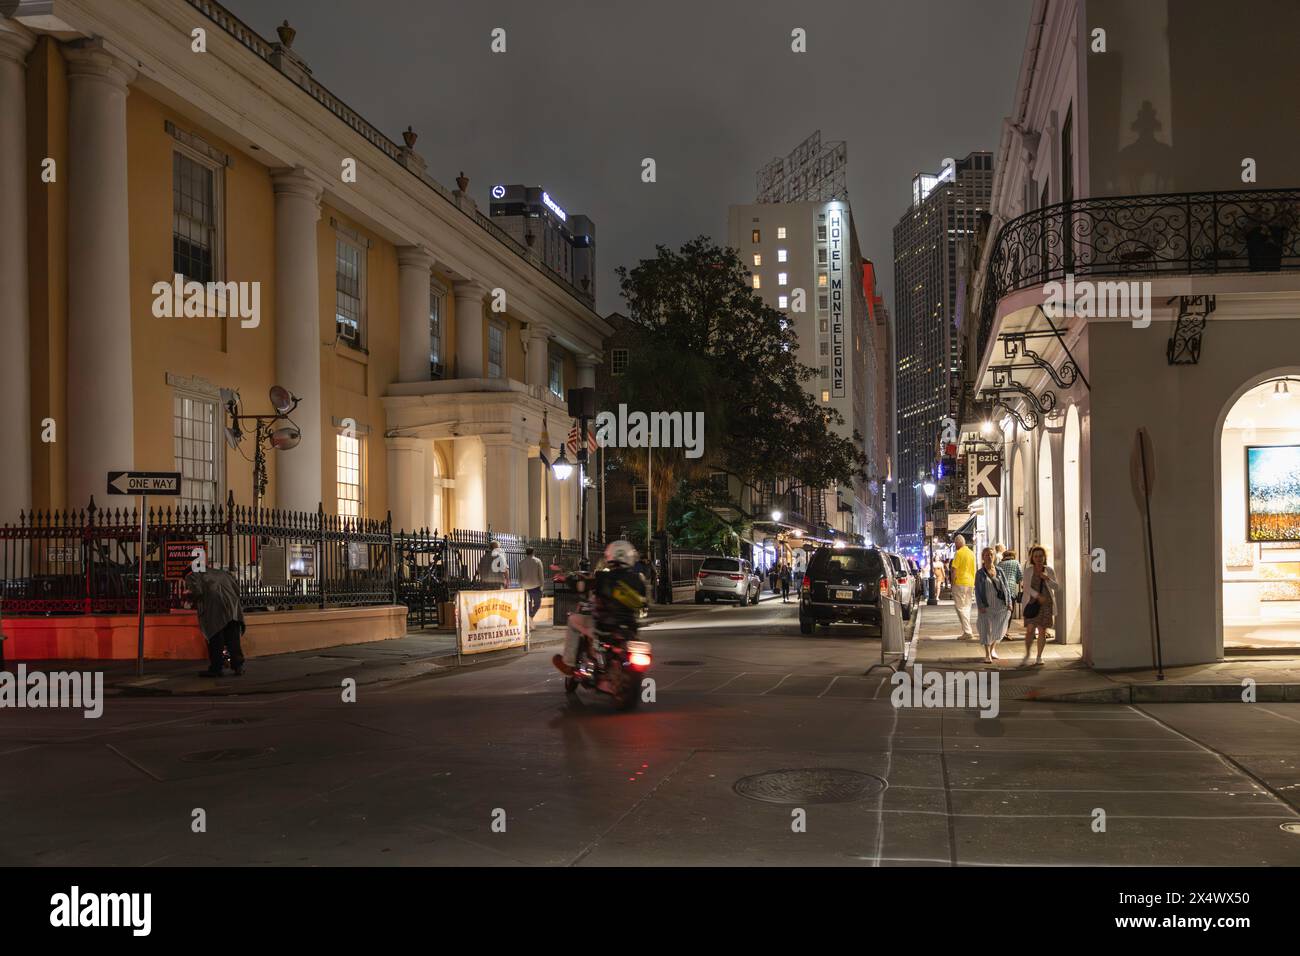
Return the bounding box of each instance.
[976,188,1300,362]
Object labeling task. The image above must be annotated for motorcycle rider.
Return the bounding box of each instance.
[553,540,647,676]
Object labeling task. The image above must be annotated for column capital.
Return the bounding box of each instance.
[525,321,553,343]
[397,244,434,271]
[575,353,600,370]
[63,37,136,89]
[453,278,489,299]
[0,18,37,67]
[271,165,325,204]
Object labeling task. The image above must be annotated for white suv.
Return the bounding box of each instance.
[694,557,761,605]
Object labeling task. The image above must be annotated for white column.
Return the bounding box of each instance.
[452,436,485,531]
[0,21,35,516]
[453,280,487,379]
[483,434,529,536]
[575,353,598,390]
[64,40,136,508]
[525,323,551,391]
[385,436,426,532]
[397,245,433,383]
[271,167,324,511]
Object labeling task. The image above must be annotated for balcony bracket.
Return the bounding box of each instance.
[1166,294,1216,365]
[1001,331,1079,389]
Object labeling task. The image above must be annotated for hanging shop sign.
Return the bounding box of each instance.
[966,451,1003,498]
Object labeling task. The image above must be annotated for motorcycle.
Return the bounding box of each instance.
[563,573,652,711]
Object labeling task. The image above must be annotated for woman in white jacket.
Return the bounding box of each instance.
[1021,545,1057,666]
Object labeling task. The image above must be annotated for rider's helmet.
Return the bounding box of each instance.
[603,539,638,568]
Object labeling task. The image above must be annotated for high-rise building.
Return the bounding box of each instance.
[728,135,879,542]
[892,151,994,546]
[489,185,596,297]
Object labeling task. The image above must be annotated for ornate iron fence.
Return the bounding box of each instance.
[976,187,1300,362]
[0,494,593,626]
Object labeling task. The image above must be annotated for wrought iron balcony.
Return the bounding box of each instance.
[976,188,1300,362]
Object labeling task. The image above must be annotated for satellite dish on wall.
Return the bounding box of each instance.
[269,385,297,414]
[270,424,301,450]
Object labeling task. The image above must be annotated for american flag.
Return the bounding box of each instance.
[566,423,598,455]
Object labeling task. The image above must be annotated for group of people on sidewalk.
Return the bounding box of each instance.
[948,533,1057,667]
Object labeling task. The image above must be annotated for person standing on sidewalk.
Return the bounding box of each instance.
[184,566,246,678]
[950,534,977,640]
[474,540,509,589]
[975,547,1012,663]
[997,549,1023,639]
[779,564,792,603]
[1021,545,1058,667]
[519,547,546,620]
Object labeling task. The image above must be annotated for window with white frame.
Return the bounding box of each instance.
[488,321,506,378]
[778,272,788,286]
[548,351,563,397]
[777,227,787,239]
[173,391,221,512]
[172,149,222,283]
[611,348,629,375]
[429,285,444,377]
[335,235,366,349]
[336,432,363,518]
[778,295,788,309]
[777,249,788,263]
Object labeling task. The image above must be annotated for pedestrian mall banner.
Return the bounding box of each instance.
[456,588,530,655]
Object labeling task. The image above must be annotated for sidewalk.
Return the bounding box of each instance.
[27,593,730,698]
[911,600,1300,702]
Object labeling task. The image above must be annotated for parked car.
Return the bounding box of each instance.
[798,546,896,635]
[694,557,761,605]
[885,552,918,619]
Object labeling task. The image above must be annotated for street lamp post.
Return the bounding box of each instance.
[923,479,937,605]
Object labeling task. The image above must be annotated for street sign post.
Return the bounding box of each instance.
[107,471,181,676]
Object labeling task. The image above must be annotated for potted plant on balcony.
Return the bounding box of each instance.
[1236,203,1296,272]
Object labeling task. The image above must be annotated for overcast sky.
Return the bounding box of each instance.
[226,0,1030,316]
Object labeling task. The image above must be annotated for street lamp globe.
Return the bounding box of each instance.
[922,480,936,498]
[771,510,783,522]
[551,449,573,481]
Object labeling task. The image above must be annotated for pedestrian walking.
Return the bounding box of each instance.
[1021,545,1058,666]
[998,549,1023,636]
[184,566,246,678]
[950,534,977,640]
[474,539,509,589]
[518,546,545,620]
[779,563,792,603]
[975,547,1013,663]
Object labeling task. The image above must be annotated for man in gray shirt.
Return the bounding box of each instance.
[518,546,546,620]
[184,567,247,677]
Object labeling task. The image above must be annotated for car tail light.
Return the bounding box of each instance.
[802,575,811,590]
[696,571,708,579]
[727,573,743,580]
[879,578,890,596]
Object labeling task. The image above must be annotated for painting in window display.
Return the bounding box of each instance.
[1246,445,1300,542]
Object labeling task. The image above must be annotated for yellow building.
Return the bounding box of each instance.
[1,0,608,540]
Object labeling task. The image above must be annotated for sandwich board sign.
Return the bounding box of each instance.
[107,471,182,496]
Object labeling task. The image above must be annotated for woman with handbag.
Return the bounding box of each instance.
[1021,545,1057,666]
[975,547,1013,664]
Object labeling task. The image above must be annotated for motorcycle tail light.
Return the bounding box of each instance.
[629,652,652,668]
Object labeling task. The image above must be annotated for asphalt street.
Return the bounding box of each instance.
[3,599,1300,866]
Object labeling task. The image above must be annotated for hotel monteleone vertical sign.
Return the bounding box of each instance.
[828,206,846,399]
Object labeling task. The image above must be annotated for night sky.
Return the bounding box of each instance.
[225,0,1030,316]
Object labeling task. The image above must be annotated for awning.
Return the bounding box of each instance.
[951,513,979,540]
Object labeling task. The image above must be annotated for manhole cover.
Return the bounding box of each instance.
[664,660,705,666]
[180,747,276,763]
[734,768,885,805]
[204,716,267,726]
[1282,823,1300,835]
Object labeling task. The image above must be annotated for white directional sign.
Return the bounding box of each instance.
[107,471,182,496]
[966,452,1003,498]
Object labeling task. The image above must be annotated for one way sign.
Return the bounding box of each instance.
[107,471,182,496]
[966,452,1002,499]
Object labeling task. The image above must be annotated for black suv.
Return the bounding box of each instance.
[798,546,895,635]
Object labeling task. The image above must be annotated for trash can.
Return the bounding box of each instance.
[552,577,581,627]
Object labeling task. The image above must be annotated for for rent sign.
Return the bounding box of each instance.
[456,589,529,655]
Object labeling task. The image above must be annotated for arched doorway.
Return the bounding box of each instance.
[1219,374,1300,651]
[1037,433,1055,563]
[1063,406,1082,644]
